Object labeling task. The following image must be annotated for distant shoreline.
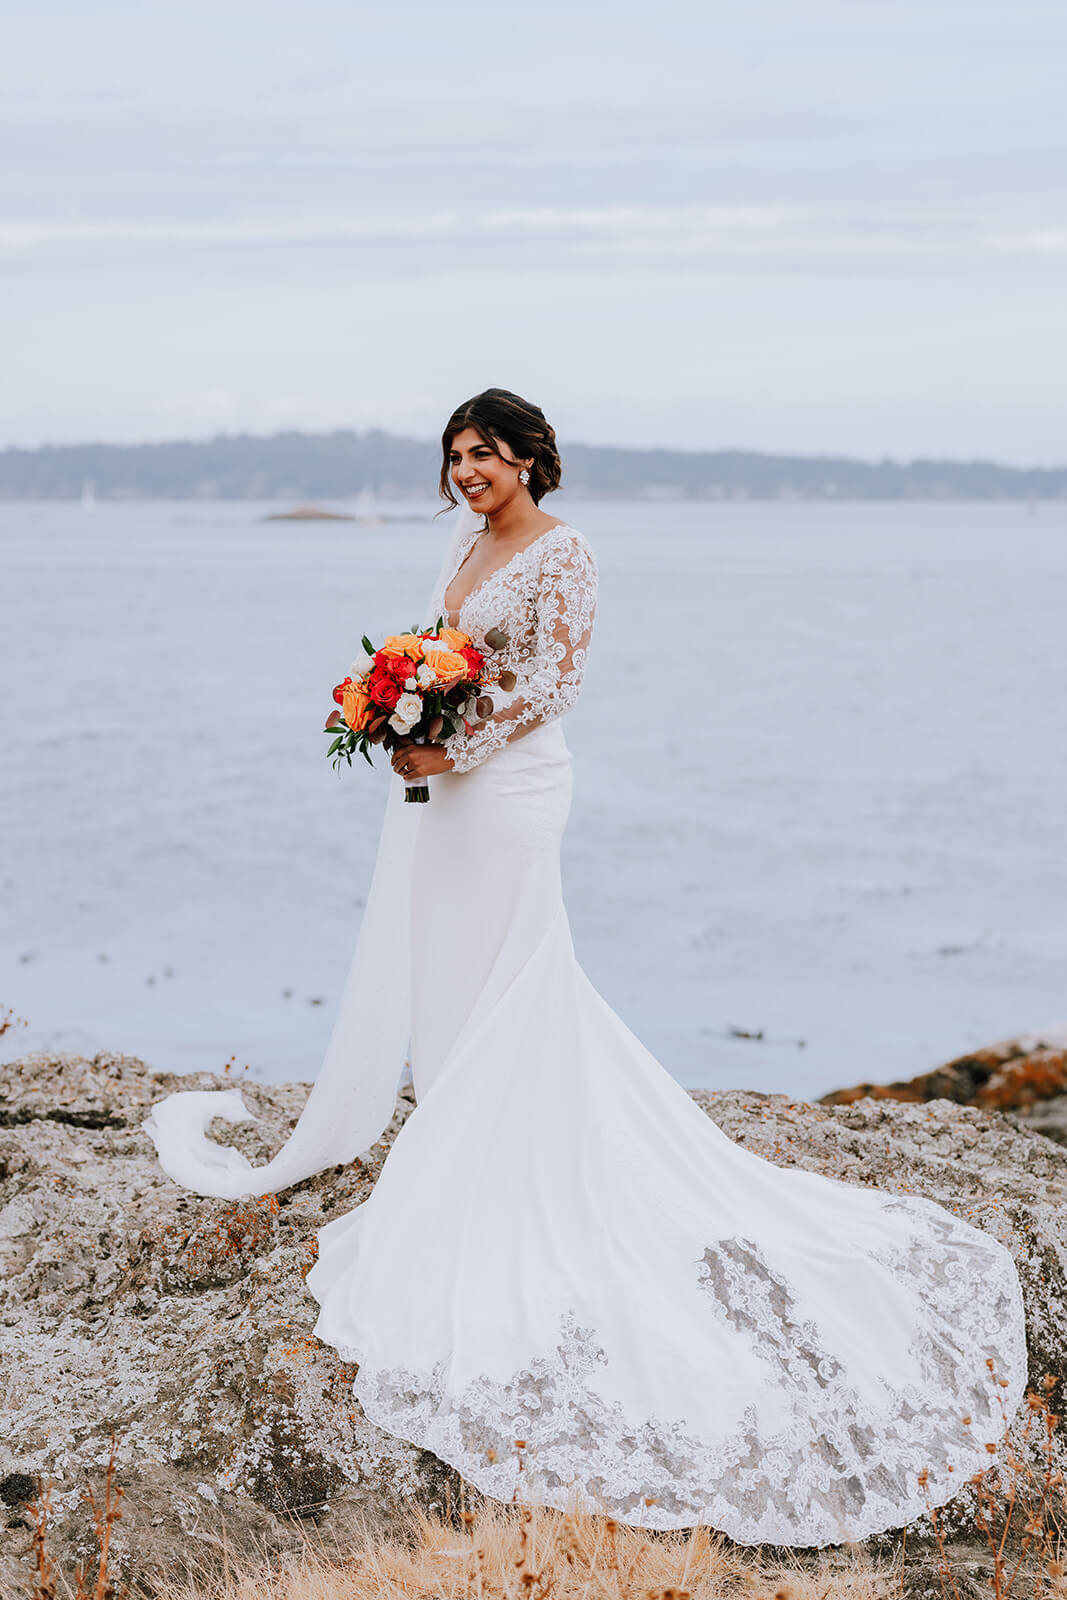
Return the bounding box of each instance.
[2,428,1065,502]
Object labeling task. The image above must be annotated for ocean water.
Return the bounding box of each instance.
[2,497,1065,1099]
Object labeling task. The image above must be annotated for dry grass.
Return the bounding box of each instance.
[0,1005,28,1039]
[24,1432,126,1600]
[159,1497,891,1600]
[917,1370,1067,1600]
[13,1378,1067,1600]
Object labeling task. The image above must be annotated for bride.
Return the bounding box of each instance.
[145,387,1028,1547]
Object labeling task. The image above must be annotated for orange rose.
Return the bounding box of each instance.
[435,626,472,651]
[379,633,424,661]
[341,682,373,731]
[422,647,469,688]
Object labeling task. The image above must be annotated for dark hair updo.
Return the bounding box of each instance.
[438,387,563,509]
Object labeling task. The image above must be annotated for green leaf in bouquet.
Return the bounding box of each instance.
[498,669,517,692]
[484,626,509,651]
[439,716,455,738]
[361,634,375,656]
[327,734,344,756]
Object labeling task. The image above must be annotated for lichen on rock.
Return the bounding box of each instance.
[0,1048,1064,1589]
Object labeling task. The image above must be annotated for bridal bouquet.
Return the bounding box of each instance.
[325,622,513,801]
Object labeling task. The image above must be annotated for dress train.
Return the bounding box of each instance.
[147,520,1029,1545]
[306,720,1028,1544]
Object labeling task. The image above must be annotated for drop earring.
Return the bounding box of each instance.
[519,468,531,486]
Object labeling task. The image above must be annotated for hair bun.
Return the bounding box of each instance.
[438,388,562,508]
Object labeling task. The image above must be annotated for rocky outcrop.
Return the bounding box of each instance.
[819,1026,1067,1119]
[0,1051,1065,1591]
[0,1053,434,1593]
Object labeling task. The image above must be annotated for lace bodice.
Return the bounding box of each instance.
[433,521,598,774]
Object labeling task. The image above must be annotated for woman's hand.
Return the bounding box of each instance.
[390,740,454,778]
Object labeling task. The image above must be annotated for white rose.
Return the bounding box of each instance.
[388,692,422,733]
[404,676,418,691]
[349,650,375,677]
[415,662,435,688]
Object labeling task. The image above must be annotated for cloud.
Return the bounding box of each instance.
[2,201,1064,276]
[2,0,1065,457]
[1,94,1061,271]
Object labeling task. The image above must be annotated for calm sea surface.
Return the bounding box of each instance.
[2,497,1065,1097]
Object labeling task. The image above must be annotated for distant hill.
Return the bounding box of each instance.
[0,429,1064,501]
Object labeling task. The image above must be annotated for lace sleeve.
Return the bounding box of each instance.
[446,535,598,774]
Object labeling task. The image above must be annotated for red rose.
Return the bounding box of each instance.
[332,676,352,705]
[459,646,484,676]
[387,654,416,684]
[368,669,401,710]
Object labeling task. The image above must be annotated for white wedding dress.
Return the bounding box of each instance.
[146,517,1029,1547]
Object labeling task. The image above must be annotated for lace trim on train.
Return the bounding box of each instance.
[341,1194,1027,1543]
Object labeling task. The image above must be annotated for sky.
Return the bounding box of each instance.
[2,0,1065,462]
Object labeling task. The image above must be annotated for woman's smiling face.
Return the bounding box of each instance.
[448,427,531,515]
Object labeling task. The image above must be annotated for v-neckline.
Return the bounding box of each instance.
[443,522,568,628]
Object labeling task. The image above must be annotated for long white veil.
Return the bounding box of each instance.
[143,502,483,1199]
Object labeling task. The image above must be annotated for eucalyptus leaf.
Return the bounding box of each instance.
[498,669,517,692]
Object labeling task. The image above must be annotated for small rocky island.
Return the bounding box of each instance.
[262,504,357,521]
[0,1038,1064,1591]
